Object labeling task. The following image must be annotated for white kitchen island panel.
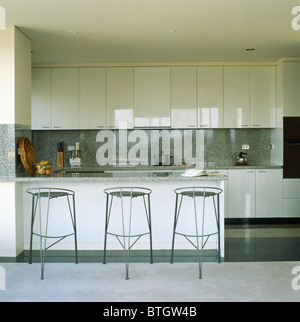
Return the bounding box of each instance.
[21,179,225,258]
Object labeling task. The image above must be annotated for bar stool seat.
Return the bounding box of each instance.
[171,186,223,279]
[103,187,153,279]
[27,187,78,279]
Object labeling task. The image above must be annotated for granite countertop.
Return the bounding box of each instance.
[9,170,226,183]
[0,164,282,183]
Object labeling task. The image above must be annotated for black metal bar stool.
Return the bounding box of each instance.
[27,187,78,279]
[103,187,153,279]
[170,186,223,279]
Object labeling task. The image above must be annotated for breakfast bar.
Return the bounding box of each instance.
[0,168,227,261]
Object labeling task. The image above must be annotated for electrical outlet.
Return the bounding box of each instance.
[242,145,249,149]
[68,145,75,151]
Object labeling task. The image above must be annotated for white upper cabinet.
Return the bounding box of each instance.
[79,68,106,129]
[31,65,279,130]
[282,62,300,116]
[224,66,250,128]
[250,66,276,127]
[106,67,134,129]
[51,68,79,129]
[198,66,224,128]
[134,67,170,127]
[170,67,197,128]
[31,68,52,130]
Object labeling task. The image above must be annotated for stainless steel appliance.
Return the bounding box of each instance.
[283,117,300,178]
[235,152,248,166]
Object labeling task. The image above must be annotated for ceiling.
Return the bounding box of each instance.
[1,0,300,64]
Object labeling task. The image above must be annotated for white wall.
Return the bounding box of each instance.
[15,28,31,126]
[0,26,31,125]
[0,26,15,124]
[0,183,24,257]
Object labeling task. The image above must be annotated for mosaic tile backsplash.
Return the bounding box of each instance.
[30,128,272,168]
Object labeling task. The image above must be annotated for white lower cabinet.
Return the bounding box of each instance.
[227,169,283,218]
[227,169,256,218]
[255,169,282,218]
[283,179,300,218]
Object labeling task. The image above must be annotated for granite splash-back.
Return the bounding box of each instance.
[0,124,31,177]
[31,128,272,169]
[205,128,271,166]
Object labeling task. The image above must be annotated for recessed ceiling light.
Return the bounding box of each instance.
[69,31,77,35]
[167,29,176,33]
[246,48,255,51]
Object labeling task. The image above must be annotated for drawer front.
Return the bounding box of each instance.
[283,179,300,198]
[283,199,300,218]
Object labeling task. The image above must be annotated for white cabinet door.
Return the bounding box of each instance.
[255,169,282,218]
[250,66,276,127]
[107,67,134,129]
[283,179,300,218]
[283,200,300,218]
[170,67,197,128]
[224,66,250,128]
[198,66,224,128]
[227,169,256,218]
[52,68,79,129]
[79,68,106,129]
[283,179,300,198]
[134,67,170,127]
[282,62,300,116]
[31,68,52,130]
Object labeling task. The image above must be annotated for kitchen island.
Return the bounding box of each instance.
[0,168,227,261]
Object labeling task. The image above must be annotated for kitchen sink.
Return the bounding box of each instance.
[57,170,105,174]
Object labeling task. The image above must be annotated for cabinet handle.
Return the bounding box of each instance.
[97,126,105,128]
[241,125,249,127]
[188,125,196,128]
[200,124,208,127]
[53,126,62,128]
[257,170,266,172]
[42,126,50,129]
[252,124,260,127]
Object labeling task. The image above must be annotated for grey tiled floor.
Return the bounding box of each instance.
[0,261,300,302]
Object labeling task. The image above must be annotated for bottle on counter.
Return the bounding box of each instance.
[56,142,64,169]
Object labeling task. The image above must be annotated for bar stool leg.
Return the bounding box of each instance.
[216,194,221,263]
[193,191,202,279]
[143,194,153,264]
[67,194,78,264]
[200,193,206,279]
[171,194,178,264]
[211,194,221,264]
[29,196,37,265]
[103,193,113,264]
[39,195,50,280]
[121,193,131,280]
